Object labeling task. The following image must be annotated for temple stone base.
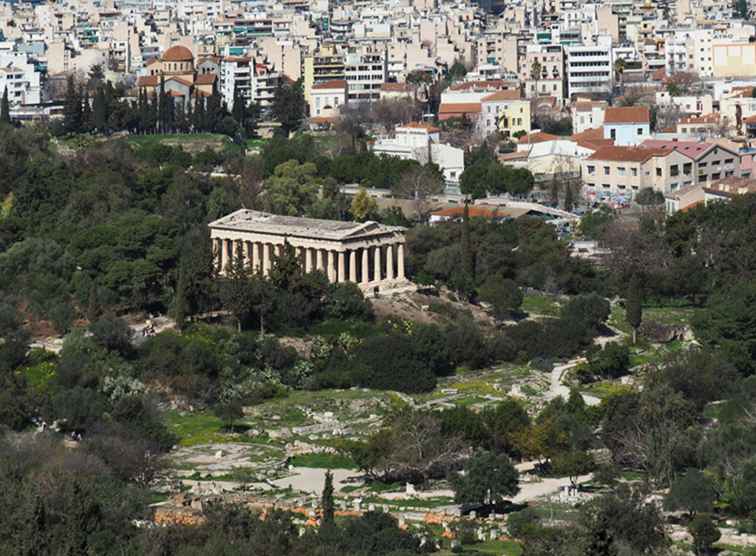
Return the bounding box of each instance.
[359,279,417,297]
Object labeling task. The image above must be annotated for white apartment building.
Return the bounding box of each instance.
[221,56,280,111]
[0,52,41,106]
[344,46,387,103]
[371,123,465,186]
[565,35,613,98]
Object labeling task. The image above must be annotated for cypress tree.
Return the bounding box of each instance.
[0,87,10,125]
[232,84,245,126]
[564,182,575,212]
[626,274,643,344]
[460,200,475,297]
[93,86,107,133]
[80,86,92,132]
[62,76,82,134]
[174,266,188,331]
[321,470,335,526]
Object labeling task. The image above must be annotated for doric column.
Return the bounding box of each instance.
[262,243,271,276]
[245,241,253,268]
[253,242,261,273]
[316,249,324,272]
[221,239,230,273]
[305,247,313,272]
[327,250,336,282]
[373,245,382,283]
[338,252,346,282]
[386,243,394,281]
[213,238,222,273]
[397,243,406,280]
[361,248,370,284]
[349,249,357,282]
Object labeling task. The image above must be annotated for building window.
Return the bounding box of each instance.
[610,129,616,140]
[683,163,692,175]
[637,127,644,135]
[631,168,638,177]
[617,166,626,176]
[670,165,679,177]
[603,166,610,175]
[656,168,662,177]
[587,165,596,175]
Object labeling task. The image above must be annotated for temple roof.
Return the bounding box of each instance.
[209,210,405,241]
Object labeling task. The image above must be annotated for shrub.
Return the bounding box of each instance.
[351,334,437,393]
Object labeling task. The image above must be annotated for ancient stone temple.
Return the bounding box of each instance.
[208,210,411,292]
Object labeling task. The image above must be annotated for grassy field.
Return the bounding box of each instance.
[165,411,233,446]
[610,303,700,336]
[289,452,356,469]
[438,539,523,555]
[126,132,230,146]
[521,293,562,317]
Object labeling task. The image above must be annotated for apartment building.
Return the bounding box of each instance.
[344,46,386,103]
[303,44,345,102]
[479,89,531,138]
[0,52,41,106]
[521,44,565,99]
[474,33,518,75]
[582,145,692,199]
[602,106,650,146]
[641,140,742,184]
[565,35,613,98]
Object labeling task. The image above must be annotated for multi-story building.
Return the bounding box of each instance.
[521,44,565,99]
[344,46,387,103]
[641,140,742,184]
[479,89,531,138]
[565,35,613,98]
[571,100,607,133]
[0,52,41,106]
[303,44,345,102]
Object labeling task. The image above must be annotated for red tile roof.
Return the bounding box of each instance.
[313,79,347,90]
[398,122,441,133]
[163,45,193,62]
[587,146,667,162]
[639,139,718,160]
[604,106,650,124]
[518,131,560,144]
[481,89,522,102]
[438,103,481,120]
[195,73,217,85]
[136,75,158,87]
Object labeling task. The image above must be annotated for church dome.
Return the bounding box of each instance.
[162,45,194,62]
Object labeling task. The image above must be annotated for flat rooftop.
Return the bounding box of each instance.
[209,209,404,241]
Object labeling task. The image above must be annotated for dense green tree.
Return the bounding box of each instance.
[62,76,83,134]
[272,79,305,135]
[451,450,520,507]
[689,514,721,555]
[263,160,321,216]
[478,277,523,320]
[693,280,756,375]
[664,468,718,518]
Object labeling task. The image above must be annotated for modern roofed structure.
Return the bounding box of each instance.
[209,210,410,292]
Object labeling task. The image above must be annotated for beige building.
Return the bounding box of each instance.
[712,42,756,78]
[582,146,694,199]
[209,210,410,293]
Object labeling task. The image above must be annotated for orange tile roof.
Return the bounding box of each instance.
[604,106,650,124]
[572,127,614,149]
[679,113,719,125]
[163,45,193,62]
[481,89,521,102]
[137,75,158,87]
[518,131,560,144]
[438,103,481,115]
[449,79,510,91]
[313,79,347,90]
[587,145,667,162]
[398,122,441,133]
[195,73,217,85]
